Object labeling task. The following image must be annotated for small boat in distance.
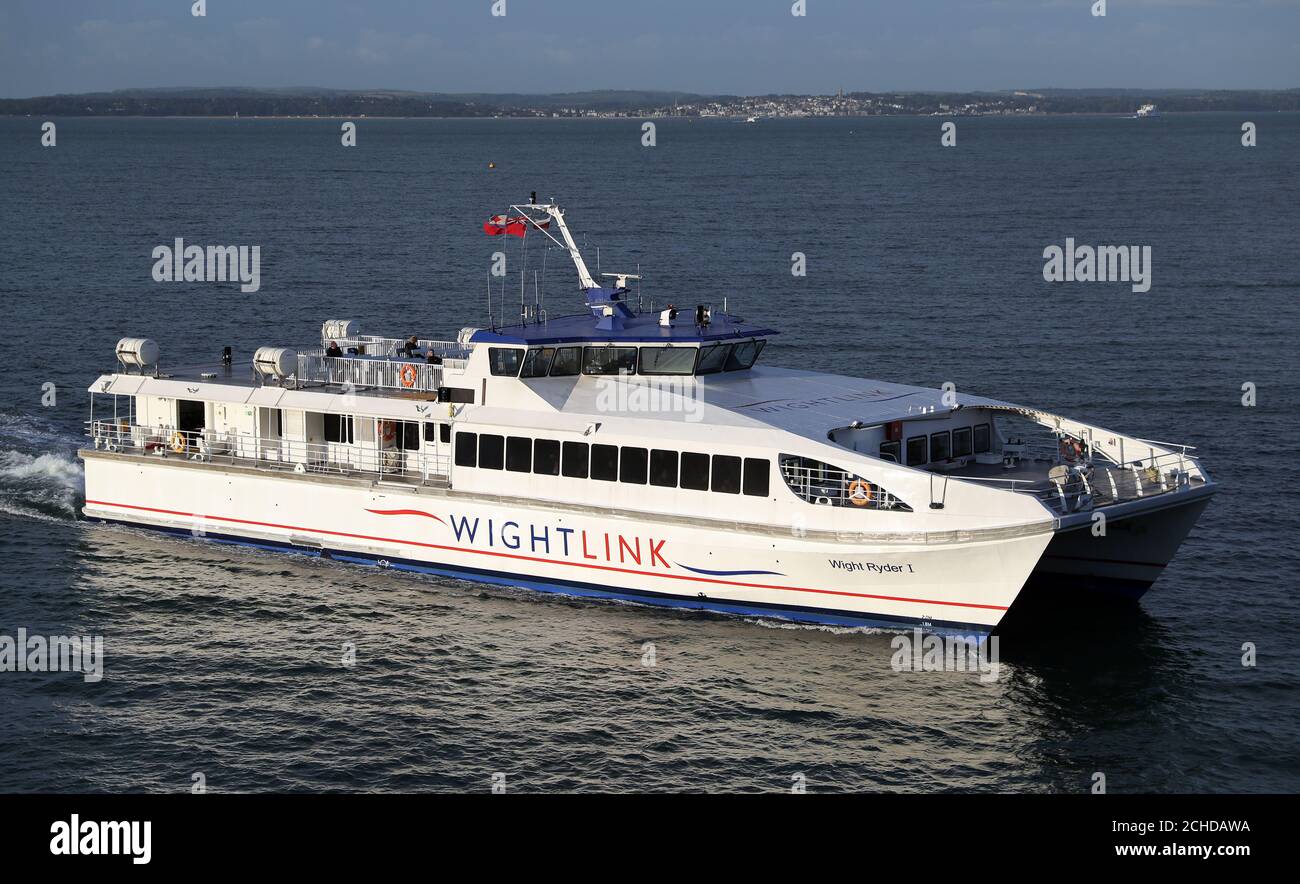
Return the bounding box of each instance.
[1133,103,1159,118]
[79,198,1215,637]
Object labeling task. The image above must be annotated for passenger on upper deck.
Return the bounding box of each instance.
[402,335,419,357]
[325,341,343,358]
[425,349,442,365]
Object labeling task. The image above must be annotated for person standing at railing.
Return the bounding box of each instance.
[425,349,442,365]
[402,335,419,357]
[325,341,343,358]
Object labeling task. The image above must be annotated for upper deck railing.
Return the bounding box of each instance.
[294,339,470,394]
[87,420,450,485]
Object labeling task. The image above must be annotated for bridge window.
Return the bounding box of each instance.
[550,347,581,377]
[650,450,679,487]
[488,348,523,377]
[506,436,532,472]
[520,348,556,378]
[454,432,477,467]
[582,347,637,376]
[695,344,732,375]
[973,423,991,454]
[479,434,505,470]
[725,340,765,371]
[680,452,710,490]
[639,346,697,376]
[591,444,619,481]
[562,441,589,478]
[533,439,561,475]
[879,440,901,463]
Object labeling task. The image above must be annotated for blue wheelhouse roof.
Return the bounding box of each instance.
[469,309,779,347]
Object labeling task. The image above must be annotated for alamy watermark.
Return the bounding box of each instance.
[890,628,999,683]
[1042,238,1151,293]
[594,373,704,422]
[152,238,261,293]
[1,628,103,682]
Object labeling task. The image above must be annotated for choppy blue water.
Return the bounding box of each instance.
[1,114,1297,792]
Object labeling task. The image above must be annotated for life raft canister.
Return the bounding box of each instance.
[847,478,874,506]
[170,431,187,454]
[399,364,418,388]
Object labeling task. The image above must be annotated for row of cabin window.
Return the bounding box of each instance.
[323,415,453,448]
[488,340,765,378]
[878,423,992,467]
[454,432,770,496]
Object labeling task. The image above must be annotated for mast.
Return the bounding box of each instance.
[514,199,598,292]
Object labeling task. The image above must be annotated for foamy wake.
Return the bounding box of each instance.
[0,414,86,522]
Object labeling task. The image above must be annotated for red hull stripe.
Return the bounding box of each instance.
[83,499,1010,612]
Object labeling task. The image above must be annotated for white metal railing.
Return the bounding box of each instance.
[958,449,1198,514]
[778,456,912,511]
[296,353,447,393]
[87,420,450,484]
[318,335,470,359]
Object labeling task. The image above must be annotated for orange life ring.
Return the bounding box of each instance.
[170,431,187,454]
[399,364,418,388]
[847,479,873,507]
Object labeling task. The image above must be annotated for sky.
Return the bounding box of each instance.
[0,0,1297,98]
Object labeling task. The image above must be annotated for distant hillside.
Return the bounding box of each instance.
[0,87,710,117]
[1,86,1297,117]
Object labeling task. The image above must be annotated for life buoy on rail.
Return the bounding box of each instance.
[170,431,187,454]
[399,364,418,388]
[847,479,874,507]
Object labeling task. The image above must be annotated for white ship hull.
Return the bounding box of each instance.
[81,451,1054,636]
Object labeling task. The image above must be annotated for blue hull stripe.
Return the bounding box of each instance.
[89,517,994,636]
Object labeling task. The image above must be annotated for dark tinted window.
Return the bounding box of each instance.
[324,414,353,444]
[506,436,532,472]
[520,348,556,378]
[952,427,973,458]
[879,440,901,463]
[695,344,732,375]
[424,422,438,443]
[562,441,589,478]
[639,347,697,376]
[906,436,928,466]
[973,423,991,454]
[725,340,763,371]
[930,431,951,462]
[619,447,648,484]
[479,434,505,470]
[711,455,742,494]
[591,444,618,481]
[455,432,477,467]
[650,450,679,487]
[399,421,420,451]
[533,439,561,475]
[582,347,638,376]
[743,458,770,497]
[440,423,451,444]
[488,348,523,377]
[680,452,710,490]
[550,347,581,376]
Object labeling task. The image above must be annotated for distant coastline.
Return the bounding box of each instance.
[3,87,1298,118]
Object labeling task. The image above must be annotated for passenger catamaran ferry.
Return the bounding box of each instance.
[80,199,1214,636]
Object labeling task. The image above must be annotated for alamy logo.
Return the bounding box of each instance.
[152,238,261,293]
[0,628,103,682]
[1042,238,1151,293]
[50,815,150,865]
[890,628,1000,683]
[594,374,704,422]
